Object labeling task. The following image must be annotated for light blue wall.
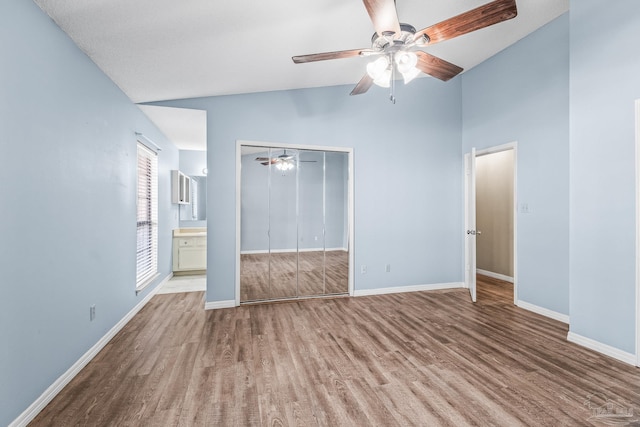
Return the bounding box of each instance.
[154,77,464,301]
[178,149,207,228]
[179,149,207,176]
[240,150,347,252]
[0,1,178,424]
[4,3,637,424]
[569,1,640,353]
[462,14,570,315]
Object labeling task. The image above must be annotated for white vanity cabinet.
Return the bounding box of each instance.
[172,228,207,274]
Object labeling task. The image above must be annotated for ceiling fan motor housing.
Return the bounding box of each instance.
[371,23,428,50]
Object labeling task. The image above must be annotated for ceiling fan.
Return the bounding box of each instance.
[255,150,317,171]
[292,0,517,101]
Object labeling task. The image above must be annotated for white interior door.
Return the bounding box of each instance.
[464,148,477,302]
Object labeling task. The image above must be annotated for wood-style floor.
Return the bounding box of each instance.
[30,275,640,426]
[240,250,348,302]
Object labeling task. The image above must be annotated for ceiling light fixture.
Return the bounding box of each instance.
[366,56,391,88]
[275,160,294,172]
[365,50,419,103]
[395,51,420,84]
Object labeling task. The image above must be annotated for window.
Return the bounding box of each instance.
[136,143,158,290]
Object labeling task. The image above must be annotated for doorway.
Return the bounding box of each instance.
[464,143,517,304]
[236,142,354,304]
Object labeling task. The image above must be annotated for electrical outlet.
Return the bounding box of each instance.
[90,305,96,321]
[386,264,391,273]
[361,265,367,274]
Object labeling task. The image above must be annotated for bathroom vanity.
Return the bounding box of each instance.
[172,228,207,274]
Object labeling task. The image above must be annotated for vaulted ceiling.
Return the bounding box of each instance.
[34,0,568,104]
[33,1,568,151]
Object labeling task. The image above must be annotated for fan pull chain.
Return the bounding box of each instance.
[389,53,396,104]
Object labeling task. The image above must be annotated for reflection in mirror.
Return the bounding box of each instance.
[298,150,325,296]
[268,148,298,299]
[240,147,271,301]
[324,151,349,294]
[240,145,349,303]
[179,176,207,222]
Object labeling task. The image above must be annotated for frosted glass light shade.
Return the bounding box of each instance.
[373,69,391,88]
[395,51,417,73]
[395,51,420,84]
[401,67,421,84]
[367,56,390,77]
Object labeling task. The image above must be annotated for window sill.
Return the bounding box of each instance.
[136,273,160,295]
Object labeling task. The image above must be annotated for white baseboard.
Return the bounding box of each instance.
[9,273,171,427]
[353,282,464,297]
[204,299,237,310]
[206,281,461,307]
[517,300,569,324]
[240,247,348,255]
[476,269,514,283]
[567,331,636,366]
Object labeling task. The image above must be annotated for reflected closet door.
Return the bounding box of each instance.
[298,150,326,296]
[240,147,271,302]
[269,149,298,299]
[324,151,349,294]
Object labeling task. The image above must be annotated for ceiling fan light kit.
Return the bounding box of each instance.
[366,56,391,88]
[292,0,518,102]
[255,149,312,173]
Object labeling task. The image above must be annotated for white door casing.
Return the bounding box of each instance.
[465,143,518,305]
[235,140,355,306]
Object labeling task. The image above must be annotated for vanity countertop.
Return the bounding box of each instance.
[173,228,207,237]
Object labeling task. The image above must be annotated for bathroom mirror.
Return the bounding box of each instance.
[179,175,207,222]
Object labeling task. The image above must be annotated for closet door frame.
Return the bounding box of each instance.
[235,140,354,306]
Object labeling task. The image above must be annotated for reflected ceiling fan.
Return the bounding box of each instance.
[292,0,517,102]
[255,150,316,172]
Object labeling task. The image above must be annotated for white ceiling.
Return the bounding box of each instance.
[138,105,207,151]
[33,0,568,150]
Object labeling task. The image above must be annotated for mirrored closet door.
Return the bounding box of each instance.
[240,145,349,303]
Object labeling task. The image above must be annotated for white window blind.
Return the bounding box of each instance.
[136,143,158,290]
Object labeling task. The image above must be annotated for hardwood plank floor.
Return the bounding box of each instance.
[240,251,348,302]
[30,276,640,426]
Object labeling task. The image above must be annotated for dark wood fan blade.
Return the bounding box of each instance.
[293,48,370,64]
[350,74,375,96]
[362,0,401,37]
[415,51,463,81]
[257,158,278,165]
[415,0,517,45]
